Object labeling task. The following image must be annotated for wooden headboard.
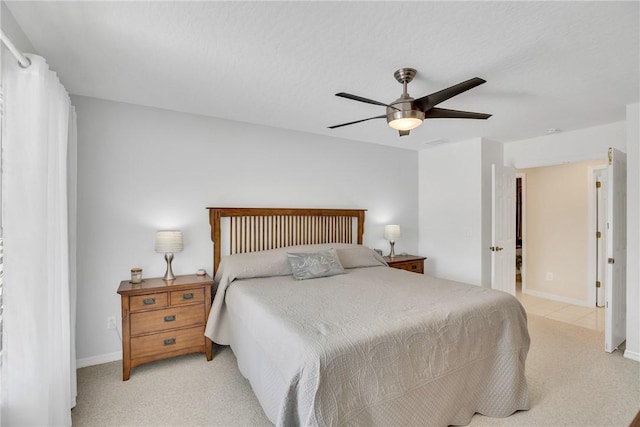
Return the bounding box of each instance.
[207,207,366,274]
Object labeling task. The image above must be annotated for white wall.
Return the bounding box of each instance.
[626,102,639,361]
[72,96,419,364]
[504,121,625,169]
[418,138,502,287]
[419,138,480,285]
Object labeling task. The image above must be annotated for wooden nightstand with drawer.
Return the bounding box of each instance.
[117,274,214,380]
[384,255,427,274]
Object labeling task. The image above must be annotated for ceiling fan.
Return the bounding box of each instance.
[329,68,491,137]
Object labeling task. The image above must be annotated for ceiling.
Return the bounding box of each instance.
[5,1,639,151]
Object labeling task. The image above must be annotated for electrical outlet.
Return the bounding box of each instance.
[107,316,117,330]
[546,272,554,281]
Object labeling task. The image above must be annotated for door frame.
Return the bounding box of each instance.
[516,172,527,294]
[588,165,608,307]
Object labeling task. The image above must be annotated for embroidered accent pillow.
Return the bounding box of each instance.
[287,249,345,280]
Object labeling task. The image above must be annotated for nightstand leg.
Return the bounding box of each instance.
[205,285,213,361]
[205,337,213,361]
[121,302,131,380]
[123,363,131,381]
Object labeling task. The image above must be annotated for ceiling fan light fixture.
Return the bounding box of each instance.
[387,109,424,131]
[388,116,423,131]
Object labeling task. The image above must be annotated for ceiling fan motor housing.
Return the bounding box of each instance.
[386,93,425,130]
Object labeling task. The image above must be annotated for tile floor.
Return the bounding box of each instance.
[515,283,605,332]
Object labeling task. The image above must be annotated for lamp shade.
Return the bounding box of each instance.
[154,230,184,253]
[384,225,401,241]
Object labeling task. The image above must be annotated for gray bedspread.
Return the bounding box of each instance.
[205,247,530,426]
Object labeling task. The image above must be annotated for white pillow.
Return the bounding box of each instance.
[215,250,291,282]
[336,246,388,268]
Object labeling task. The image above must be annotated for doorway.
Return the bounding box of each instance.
[515,160,607,306]
[515,174,524,293]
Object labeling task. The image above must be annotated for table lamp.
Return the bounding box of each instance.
[154,230,183,281]
[384,225,401,258]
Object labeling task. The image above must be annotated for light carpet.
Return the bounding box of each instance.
[72,314,640,426]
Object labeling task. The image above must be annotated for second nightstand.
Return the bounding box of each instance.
[384,255,427,274]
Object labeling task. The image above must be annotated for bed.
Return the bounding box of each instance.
[204,207,530,426]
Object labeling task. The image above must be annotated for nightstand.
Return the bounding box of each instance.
[384,255,427,274]
[117,274,214,380]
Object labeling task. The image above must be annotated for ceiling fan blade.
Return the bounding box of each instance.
[335,92,396,109]
[328,114,387,129]
[425,107,491,120]
[414,77,487,112]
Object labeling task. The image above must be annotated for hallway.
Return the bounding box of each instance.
[516,289,605,332]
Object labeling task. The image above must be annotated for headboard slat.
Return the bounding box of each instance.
[207,207,366,274]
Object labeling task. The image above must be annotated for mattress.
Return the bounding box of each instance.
[207,252,530,426]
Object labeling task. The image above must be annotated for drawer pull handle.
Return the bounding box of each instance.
[143,298,156,305]
[182,293,194,300]
[411,265,417,270]
[164,315,176,322]
[164,338,176,346]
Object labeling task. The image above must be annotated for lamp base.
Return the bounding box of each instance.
[388,241,396,259]
[163,252,176,281]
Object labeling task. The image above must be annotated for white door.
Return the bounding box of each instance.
[605,147,627,353]
[491,164,516,295]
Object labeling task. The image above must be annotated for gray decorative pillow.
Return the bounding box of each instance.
[287,249,345,280]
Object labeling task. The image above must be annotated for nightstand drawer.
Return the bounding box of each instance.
[130,305,205,336]
[130,326,205,360]
[396,262,423,274]
[170,288,205,306]
[130,292,168,312]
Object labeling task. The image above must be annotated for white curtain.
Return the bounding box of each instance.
[1,53,77,426]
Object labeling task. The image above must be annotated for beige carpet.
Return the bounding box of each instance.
[72,314,640,426]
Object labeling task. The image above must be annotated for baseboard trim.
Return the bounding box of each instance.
[523,289,593,308]
[77,351,122,368]
[623,349,640,362]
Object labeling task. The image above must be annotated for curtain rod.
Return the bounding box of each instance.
[0,29,31,68]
